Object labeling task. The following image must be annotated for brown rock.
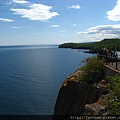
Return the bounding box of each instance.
[53,69,109,119]
[53,70,101,116]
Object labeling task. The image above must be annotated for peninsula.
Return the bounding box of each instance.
[59,38,120,53]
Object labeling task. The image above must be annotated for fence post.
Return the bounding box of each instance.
[116,53,118,70]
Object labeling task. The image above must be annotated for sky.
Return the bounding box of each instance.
[0,0,120,46]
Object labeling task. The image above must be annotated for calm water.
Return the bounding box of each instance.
[0,45,95,115]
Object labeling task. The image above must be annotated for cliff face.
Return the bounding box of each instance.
[53,70,108,116]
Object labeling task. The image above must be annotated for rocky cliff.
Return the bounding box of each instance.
[53,70,109,117]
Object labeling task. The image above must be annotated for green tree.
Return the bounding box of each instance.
[79,56,105,84]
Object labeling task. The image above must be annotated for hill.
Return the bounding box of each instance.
[59,38,120,53]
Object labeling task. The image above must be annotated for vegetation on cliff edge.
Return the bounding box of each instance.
[106,75,120,115]
[78,56,105,84]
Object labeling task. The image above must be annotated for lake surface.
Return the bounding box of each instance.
[0,45,95,115]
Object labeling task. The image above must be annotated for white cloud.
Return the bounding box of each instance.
[73,39,83,43]
[60,30,67,32]
[11,26,21,28]
[68,4,81,9]
[76,24,120,41]
[11,3,59,21]
[106,0,120,21]
[6,0,29,5]
[12,0,29,4]
[0,18,14,22]
[51,25,59,27]
[73,24,77,26]
[87,33,118,42]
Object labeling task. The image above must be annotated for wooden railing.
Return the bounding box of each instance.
[98,53,120,70]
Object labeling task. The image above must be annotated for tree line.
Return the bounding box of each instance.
[59,38,120,53]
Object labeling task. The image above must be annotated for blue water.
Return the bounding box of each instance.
[0,45,95,115]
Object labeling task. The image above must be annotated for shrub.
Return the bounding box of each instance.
[79,56,105,84]
[106,75,120,115]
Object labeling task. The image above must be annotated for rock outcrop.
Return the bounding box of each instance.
[53,70,109,117]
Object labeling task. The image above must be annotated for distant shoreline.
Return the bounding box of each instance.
[0,45,58,49]
[58,38,120,53]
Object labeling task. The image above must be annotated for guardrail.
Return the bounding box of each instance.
[98,53,120,70]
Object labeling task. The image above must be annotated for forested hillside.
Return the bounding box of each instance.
[59,38,120,53]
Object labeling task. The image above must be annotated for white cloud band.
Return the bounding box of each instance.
[76,24,120,41]
[0,18,14,22]
[12,0,29,4]
[51,25,59,27]
[11,26,21,28]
